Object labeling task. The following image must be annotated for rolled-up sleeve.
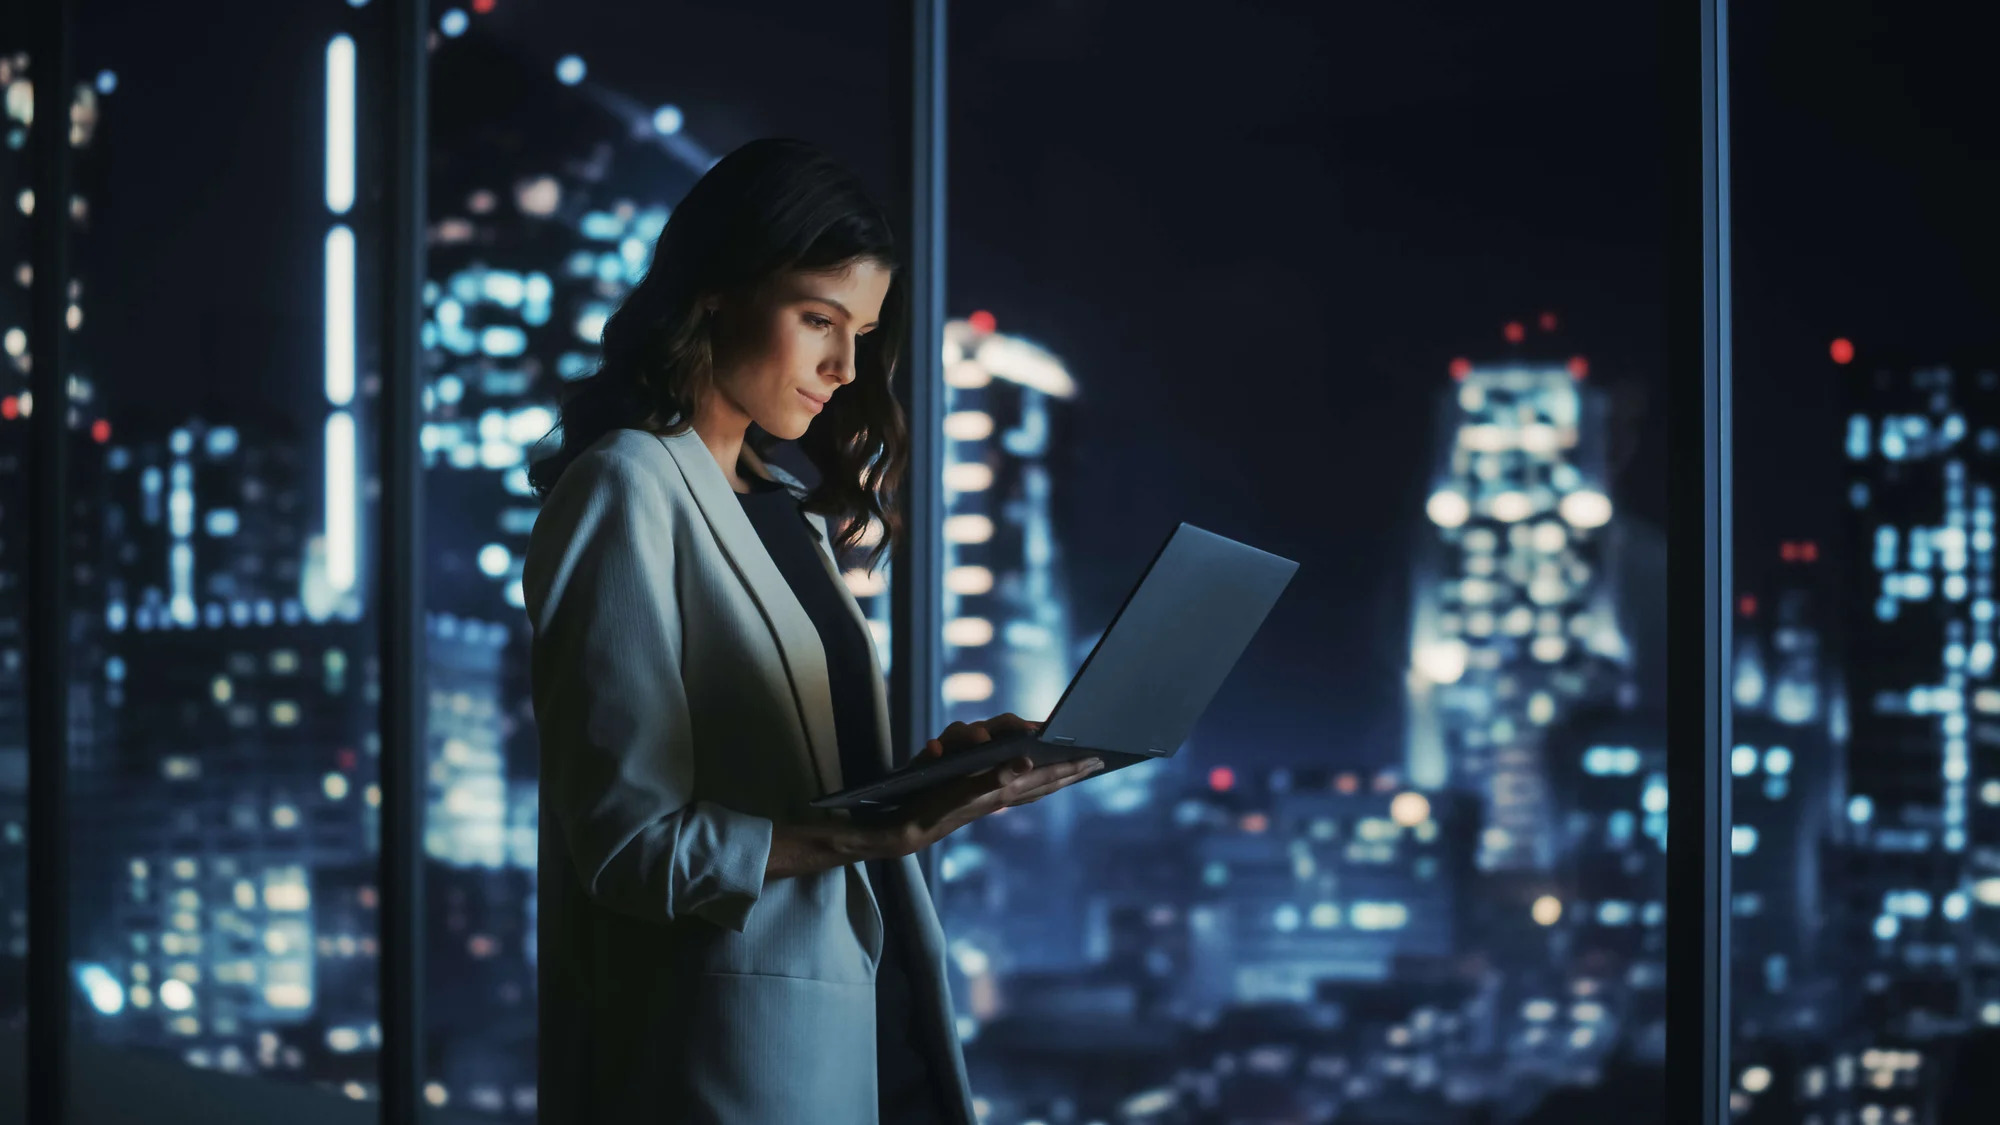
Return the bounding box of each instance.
[523,450,773,932]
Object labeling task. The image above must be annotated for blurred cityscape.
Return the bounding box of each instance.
[0,9,1997,1125]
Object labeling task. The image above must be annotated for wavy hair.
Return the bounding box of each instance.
[527,138,908,571]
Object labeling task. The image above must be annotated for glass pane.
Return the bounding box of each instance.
[0,34,33,1112]
[421,6,898,1115]
[66,1,383,1097]
[1729,5,2000,1121]
[940,6,1669,1122]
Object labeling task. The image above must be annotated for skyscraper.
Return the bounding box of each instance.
[74,415,381,1081]
[1406,355,1628,873]
[918,314,1087,971]
[0,46,107,1029]
[1730,537,1843,1041]
[1838,362,2000,1044]
[424,27,713,632]
[831,313,1079,724]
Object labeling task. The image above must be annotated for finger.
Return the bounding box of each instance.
[1007,781,1067,805]
[922,739,943,757]
[1007,714,1045,738]
[1007,759,1102,800]
[1008,775,1089,805]
[1024,757,1100,784]
[991,758,1035,786]
[936,722,973,752]
[950,785,1011,825]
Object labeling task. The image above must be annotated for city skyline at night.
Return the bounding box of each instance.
[6,0,2000,1122]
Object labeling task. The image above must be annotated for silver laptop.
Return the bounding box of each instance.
[811,522,1298,810]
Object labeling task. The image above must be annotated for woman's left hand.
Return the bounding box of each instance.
[919,712,1043,760]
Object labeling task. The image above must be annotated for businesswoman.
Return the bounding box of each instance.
[522,138,1105,1124]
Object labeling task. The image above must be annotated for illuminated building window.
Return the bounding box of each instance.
[843,568,888,598]
[945,359,991,389]
[1532,896,1563,926]
[942,411,995,442]
[1351,902,1409,931]
[943,514,994,544]
[943,617,994,647]
[1490,491,1533,522]
[1427,490,1470,528]
[941,672,994,703]
[943,462,994,492]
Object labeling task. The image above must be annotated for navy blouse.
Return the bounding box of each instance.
[733,471,954,1123]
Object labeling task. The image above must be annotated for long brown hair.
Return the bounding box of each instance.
[527,138,908,571]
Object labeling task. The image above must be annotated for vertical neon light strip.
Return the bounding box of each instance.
[323,34,359,603]
[327,412,357,591]
[326,226,355,407]
[326,36,356,215]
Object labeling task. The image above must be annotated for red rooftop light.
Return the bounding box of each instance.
[0,397,15,421]
[1831,337,1855,365]
[1504,321,1525,344]
[91,418,110,443]
[1739,595,1758,617]
[1568,356,1589,379]
[968,310,997,335]
[1449,357,1472,381]
[472,0,496,12]
[1539,311,1558,332]
[1209,766,1235,793]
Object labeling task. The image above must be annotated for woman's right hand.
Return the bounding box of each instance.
[872,754,1104,858]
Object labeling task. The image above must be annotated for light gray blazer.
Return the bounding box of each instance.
[523,427,976,1124]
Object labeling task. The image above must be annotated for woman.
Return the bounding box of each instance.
[522,137,1104,1123]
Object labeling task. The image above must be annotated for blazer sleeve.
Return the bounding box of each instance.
[523,449,774,933]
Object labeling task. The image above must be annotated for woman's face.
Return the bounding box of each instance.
[708,259,892,442]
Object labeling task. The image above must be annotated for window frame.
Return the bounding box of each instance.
[16,0,1732,1120]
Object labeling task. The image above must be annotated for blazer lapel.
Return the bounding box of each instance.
[652,429,844,796]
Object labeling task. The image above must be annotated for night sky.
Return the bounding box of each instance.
[73,0,1999,770]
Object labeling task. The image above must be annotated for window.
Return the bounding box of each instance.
[937,6,1670,1120]
[63,0,386,1097]
[420,4,900,1113]
[1727,3,2000,1118]
[33,2,1977,1122]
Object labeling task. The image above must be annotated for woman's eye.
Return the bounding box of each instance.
[805,314,834,330]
